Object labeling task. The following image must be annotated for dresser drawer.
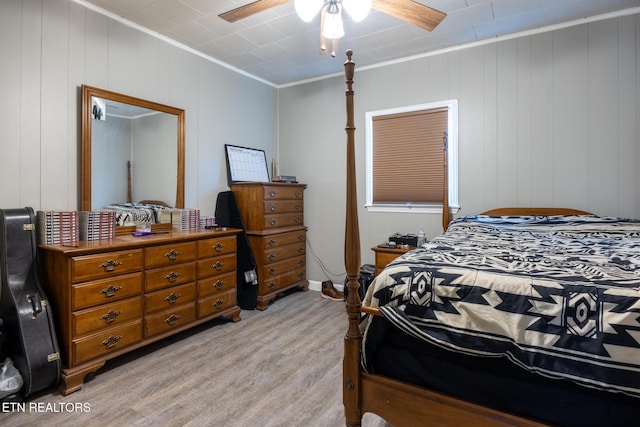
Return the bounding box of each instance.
[145,261,196,291]
[145,242,196,269]
[197,272,236,299]
[259,268,306,294]
[72,296,143,337]
[144,303,196,338]
[262,185,304,200]
[262,199,303,215]
[262,213,304,229]
[144,282,195,314]
[72,272,143,310]
[73,320,143,365]
[196,253,237,279]
[259,254,305,278]
[197,235,237,258]
[259,229,306,249]
[262,242,305,264]
[72,249,143,283]
[197,289,237,318]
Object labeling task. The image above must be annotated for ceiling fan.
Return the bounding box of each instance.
[219,0,446,56]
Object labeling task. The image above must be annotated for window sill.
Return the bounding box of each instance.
[365,204,460,214]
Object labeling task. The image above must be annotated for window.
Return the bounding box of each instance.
[365,100,458,213]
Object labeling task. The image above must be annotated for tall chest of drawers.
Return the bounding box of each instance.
[39,228,241,395]
[230,182,308,310]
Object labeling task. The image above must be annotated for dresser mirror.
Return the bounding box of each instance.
[81,85,185,213]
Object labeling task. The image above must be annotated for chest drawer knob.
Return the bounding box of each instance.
[100,335,122,349]
[99,259,122,272]
[295,204,301,211]
[165,314,181,325]
[99,285,122,298]
[213,242,225,252]
[268,239,276,246]
[100,310,122,324]
[297,247,304,254]
[213,280,225,290]
[268,254,276,261]
[295,191,302,197]
[294,216,302,223]
[270,218,277,226]
[164,293,181,304]
[268,282,275,290]
[298,234,304,241]
[164,271,181,283]
[269,204,277,212]
[212,299,225,309]
[269,190,277,197]
[164,249,182,261]
[213,261,224,271]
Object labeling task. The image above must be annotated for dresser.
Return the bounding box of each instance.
[39,228,241,395]
[230,182,308,310]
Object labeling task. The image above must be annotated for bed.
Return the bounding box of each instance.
[100,202,171,227]
[341,51,640,426]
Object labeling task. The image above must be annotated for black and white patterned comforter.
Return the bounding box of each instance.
[362,215,640,397]
[101,203,169,226]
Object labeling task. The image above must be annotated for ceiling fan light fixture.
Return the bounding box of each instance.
[342,0,371,22]
[321,3,345,39]
[294,0,324,22]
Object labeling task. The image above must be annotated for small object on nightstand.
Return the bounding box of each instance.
[372,243,415,275]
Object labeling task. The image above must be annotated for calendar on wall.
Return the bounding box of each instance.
[224,144,270,183]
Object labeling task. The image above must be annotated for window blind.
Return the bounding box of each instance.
[372,107,448,205]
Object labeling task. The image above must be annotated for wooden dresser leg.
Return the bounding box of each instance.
[59,362,105,396]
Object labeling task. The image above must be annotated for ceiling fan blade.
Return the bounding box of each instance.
[219,0,292,23]
[371,0,446,32]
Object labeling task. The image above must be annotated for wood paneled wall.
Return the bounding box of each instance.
[0,0,277,215]
[278,14,640,282]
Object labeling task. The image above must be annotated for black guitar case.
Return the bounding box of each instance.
[0,207,61,396]
[215,191,258,310]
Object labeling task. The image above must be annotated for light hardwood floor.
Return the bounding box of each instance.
[3,290,389,427]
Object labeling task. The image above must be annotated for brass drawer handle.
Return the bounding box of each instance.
[270,218,277,226]
[268,254,276,261]
[297,247,304,254]
[295,191,302,197]
[99,259,122,272]
[269,204,277,212]
[297,234,304,240]
[268,282,275,289]
[268,239,276,246]
[99,285,122,298]
[213,242,225,252]
[295,204,301,211]
[212,299,225,309]
[213,280,224,290]
[100,335,122,349]
[165,293,181,304]
[164,249,181,261]
[100,310,121,324]
[213,261,224,271]
[165,271,180,283]
[268,267,276,275]
[298,271,305,278]
[294,216,302,223]
[298,260,304,267]
[165,314,181,325]
[269,190,276,197]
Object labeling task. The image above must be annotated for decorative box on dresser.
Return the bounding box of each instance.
[230,182,308,310]
[38,228,241,395]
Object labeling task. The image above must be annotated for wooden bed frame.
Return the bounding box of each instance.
[341,50,592,427]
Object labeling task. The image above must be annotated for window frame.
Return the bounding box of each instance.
[365,99,459,213]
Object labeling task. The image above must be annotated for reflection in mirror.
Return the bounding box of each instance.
[81,85,185,216]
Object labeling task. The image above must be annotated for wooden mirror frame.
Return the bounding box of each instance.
[81,84,185,212]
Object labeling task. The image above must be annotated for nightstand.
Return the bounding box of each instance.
[372,244,415,275]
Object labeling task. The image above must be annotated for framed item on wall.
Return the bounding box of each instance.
[224,144,270,184]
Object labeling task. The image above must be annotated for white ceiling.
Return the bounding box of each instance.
[79,0,640,87]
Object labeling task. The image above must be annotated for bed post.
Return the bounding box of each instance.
[442,132,450,230]
[342,50,363,427]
